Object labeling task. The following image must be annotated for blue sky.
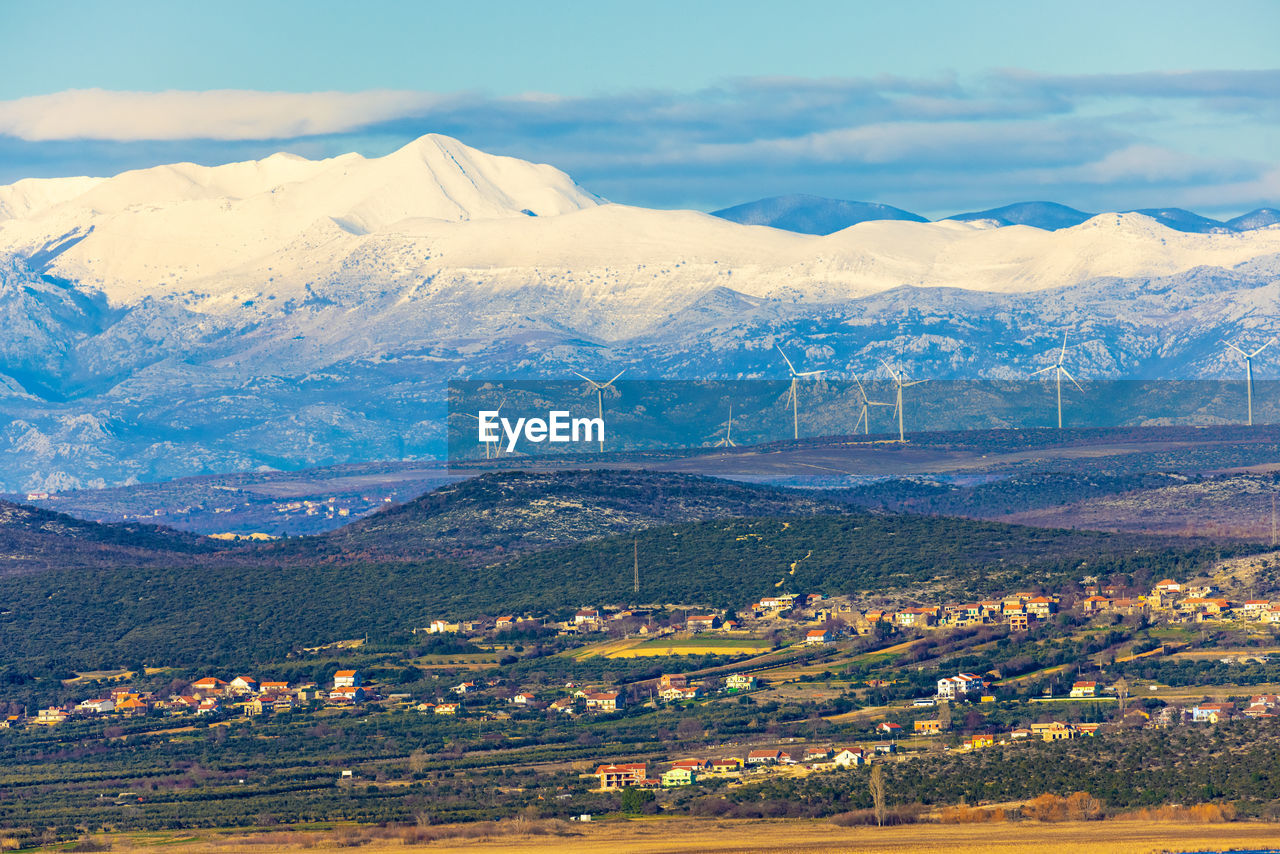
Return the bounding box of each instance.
[3,0,1278,217]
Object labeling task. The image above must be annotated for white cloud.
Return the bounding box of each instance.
[0,89,454,141]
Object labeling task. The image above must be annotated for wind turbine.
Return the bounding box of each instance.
[1224,338,1274,426]
[879,360,926,442]
[461,397,506,459]
[573,369,625,452]
[853,375,892,435]
[777,345,825,440]
[1031,332,1083,429]
[714,403,737,447]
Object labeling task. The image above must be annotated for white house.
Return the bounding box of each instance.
[333,670,363,688]
[833,748,866,768]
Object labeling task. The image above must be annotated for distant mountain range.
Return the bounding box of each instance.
[1,134,1280,491]
[712,196,1280,235]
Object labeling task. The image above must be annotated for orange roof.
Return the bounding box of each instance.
[334,670,357,677]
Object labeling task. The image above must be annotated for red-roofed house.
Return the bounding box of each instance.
[596,762,647,789]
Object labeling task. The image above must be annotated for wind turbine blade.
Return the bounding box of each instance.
[1250,338,1276,358]
[1060,367,1084,393]
[903,379,927,387]
[776,345,798,376]
[1224,342,1249,358]
[878,358,901,383]
[797,370,824,377]
[1030,365,1055,376]
[1058,331,1068,365]
[604,369,627,387]
[572,371,599,387]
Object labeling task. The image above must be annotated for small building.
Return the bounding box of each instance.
[512,692,536,705]
[596,762,647,789]
[686,615,720,632]
[333,670,363,688]
[192,677,228,695]
[662,767,698,786]
[725,673,757,693]
[746,749,783,765]
[833,748,866,768]
[1069,681,1098,698]
[876,722,903,736]
[805,628,831,645]
[229,676,259,695]
[803,746,832,762]
[76,698,115,715]
[1191,702,1234,723]
[1030,721,1076,741]
[434,703,460,715]
[710,757,742,773]
[584,691,622,712]
[914,719,942,735]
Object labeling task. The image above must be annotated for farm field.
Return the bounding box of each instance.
[45,818,1280,853]
[567,635,776,659]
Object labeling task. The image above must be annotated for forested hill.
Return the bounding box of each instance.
[260,469,847,565]
[0,500,227,576]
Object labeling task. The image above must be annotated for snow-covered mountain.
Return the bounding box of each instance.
[1,135,1279,491]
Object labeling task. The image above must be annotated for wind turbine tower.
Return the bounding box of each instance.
[714,403,737,447]
[1031,333,1083,429]
[776,345,825,440]
[879,360,926,442]
[1224,338,1274,426]
[573,369,626,452]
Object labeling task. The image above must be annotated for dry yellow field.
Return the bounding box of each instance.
[57,818,1280,854]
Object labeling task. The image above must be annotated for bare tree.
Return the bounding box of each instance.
[869,764,886,827]
[938,700,952,731]
[1115,677,1130,718]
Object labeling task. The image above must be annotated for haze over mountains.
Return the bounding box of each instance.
[1,134,1279,491]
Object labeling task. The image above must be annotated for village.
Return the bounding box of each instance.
[11,566,1280,806]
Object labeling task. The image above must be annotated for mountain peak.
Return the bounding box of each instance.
[943,201,1094,231]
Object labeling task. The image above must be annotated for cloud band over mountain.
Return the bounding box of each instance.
[0,69,1276,216]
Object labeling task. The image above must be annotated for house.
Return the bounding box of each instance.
[1026,596,1058,618]
[1243,600,1272,617]
[434,703,460,715]
[196,698,221,715]
[758,594,797,611]
[661,767,697,786]
[1008,612,1029,632]
[452,681,477,695]
[427,619,460,634]
[116,697,148,716]
[596,762,647,789]
[549,697,576,714]
[191,677,228,695]
[670,758,708,771]
[914,719,942,735]
[229,676,259,695]
[1191,702,1234,723]
[710,757,743,773]
[1030,721,1075,741]
[876,722,903,735]
[833,749,866,768]
[512,692,536,705]
[36,707,69,725]
[333,670,363,688]
[660,685,701,702]
[328,686,367,704]
[574,609,601,625]
[414,702,436,713]
[746,749,783,765]
[1010,727,1032,739]
[1069,681,1098,698]
[76,698,115,715]
[803,746,832,762]
[968,734,995,749]
[686,615,720,632]
[936,673,983,700]
[659,674,688,691]
[805,628,831,645]
[1245,695,1280,718]
[259,681,289,694]
[725,673,757,693]
[1080,596,1111,613]
[895,607,938,628]
[495,616,516,631]
[584,691,621,712]
[1155,579,1182,594]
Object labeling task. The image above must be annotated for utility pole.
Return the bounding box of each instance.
[633,538,639,595]
[1272,494,1276,547]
